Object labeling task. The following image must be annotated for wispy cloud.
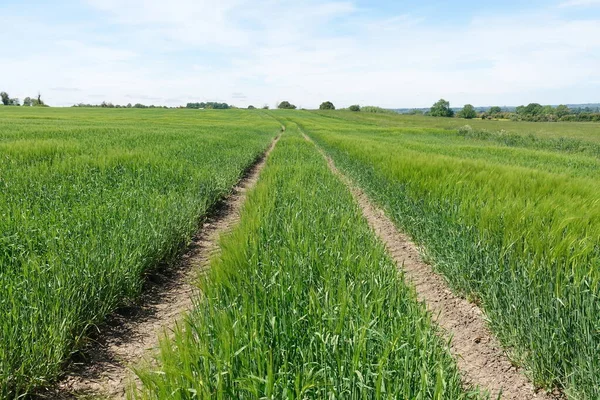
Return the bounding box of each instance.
[1,1,599,107]
[558,0,600,7]
[50,87,82,92]
[125,94,163,101]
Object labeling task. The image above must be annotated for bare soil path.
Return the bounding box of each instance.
[37,133,281,399]
[301,131,560,400]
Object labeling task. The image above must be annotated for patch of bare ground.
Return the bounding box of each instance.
[301,131,563,400]
[36,133,281,399]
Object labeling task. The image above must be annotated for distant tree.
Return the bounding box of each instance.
[430,99,454,117]
[522,103,543,116]
[348,104,360,112]
[9,98,20,106]
[489,106,502,115]
[458,104,477,119]
[511,102,576,121]
[555,104,570,118]
[0,92,9,106]
[32,93,46,107]
[361,106,395,114]
[278,101,296,109]
[541,105,554,115]
[319,101,335,110]
[186,102,230,109]
[407,109,424,115]
[23,97,32,107]
[126,103,132,108]
[248,105,256,109]
[262,104,269,110]
[212,102,229,109]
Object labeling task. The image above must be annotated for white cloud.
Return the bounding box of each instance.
[85,0,356,48]
[558,0,600,7]
[1,1,599,108]
[56,40,138,63]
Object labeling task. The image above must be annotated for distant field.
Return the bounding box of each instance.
[316,111,600,143]
[0,107,279,397]
[1,107,599,399]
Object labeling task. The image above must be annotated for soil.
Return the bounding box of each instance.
[36,133,281,399]
[302,131,562,400]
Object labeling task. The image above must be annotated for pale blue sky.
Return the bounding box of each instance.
[1,0,599,108]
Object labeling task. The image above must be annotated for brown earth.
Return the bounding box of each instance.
[301,130,562,400]
[36,133,281,399]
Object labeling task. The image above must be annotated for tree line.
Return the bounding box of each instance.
[512,103,600,122]
[422,99,600,122]
[277,100,350,111]
[186,102,231,109]
[73,102,169,109]
[0,91,47,107]
[73,101,230,109]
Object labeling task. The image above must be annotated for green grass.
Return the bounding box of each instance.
[132,124,481,400]
[4,107,599,399]
[313,111,600,143]
[0,107,280,397]
[286,110,600,399]
[358,106,398,114]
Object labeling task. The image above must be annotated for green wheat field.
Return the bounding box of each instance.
[0,107,598,399]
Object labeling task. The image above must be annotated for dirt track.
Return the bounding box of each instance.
[37,133,281,399]
[301,130,560,400]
